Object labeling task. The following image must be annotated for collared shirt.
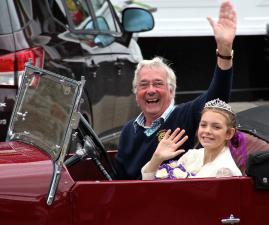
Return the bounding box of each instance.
[133,102,175,136]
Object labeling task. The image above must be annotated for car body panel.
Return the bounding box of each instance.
[239,178,269,225]
[0,141,75,225]
[70,178,241,225]
[0,141,52,225]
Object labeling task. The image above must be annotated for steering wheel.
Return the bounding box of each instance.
[65,114,118,180]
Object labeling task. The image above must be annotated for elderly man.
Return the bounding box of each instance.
[115,0,237,179]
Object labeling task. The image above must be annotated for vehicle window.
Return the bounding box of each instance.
[63,0,91,27]
[63,0,120,34]
[91,0,104,11]
[7,0,32,32]
[0,1,12,34]
[48,0,68,25]
[91,0,120,33]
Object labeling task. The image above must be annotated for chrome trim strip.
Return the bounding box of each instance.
[47,77,85,206]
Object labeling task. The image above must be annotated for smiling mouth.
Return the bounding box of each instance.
[202,137,214,142]
[146,99,159,104]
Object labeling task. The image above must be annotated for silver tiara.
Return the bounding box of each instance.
[204,98,234,114]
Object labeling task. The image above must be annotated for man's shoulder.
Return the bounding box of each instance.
[173,95,211,116]
[174,98,203,109]
[123,118,135,127]
[174,102,191,110]
[121,118,136,133]
[172,100,198,116]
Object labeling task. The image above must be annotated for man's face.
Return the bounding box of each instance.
[136,67,173,124]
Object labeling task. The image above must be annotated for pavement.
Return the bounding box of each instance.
[230,101,269,113]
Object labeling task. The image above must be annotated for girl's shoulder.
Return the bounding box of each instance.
[214,148,242,176]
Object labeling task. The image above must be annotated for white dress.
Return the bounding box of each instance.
[142,146,242,180]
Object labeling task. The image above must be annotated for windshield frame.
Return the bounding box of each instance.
[6,63,84,161]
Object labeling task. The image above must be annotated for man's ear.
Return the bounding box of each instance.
[169,86,174,96]
[226,128,236,140]
[168,87,174,102]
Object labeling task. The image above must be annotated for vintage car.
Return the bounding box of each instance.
[0,64,269,225]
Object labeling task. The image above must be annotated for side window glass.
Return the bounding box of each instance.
[62,0,119,46]
[48,0,68,25]
[91,0,120,33]
[5,0,32,32]
[19,0,32,17]
[0,1,12,34]
[63,0,92,29]
[62,0,120,34]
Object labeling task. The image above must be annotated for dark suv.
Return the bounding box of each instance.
[0,0,154,147]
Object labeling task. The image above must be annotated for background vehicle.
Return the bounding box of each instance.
[0,0,154,147]
[1,64,269,225]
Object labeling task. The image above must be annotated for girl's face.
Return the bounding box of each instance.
[198,110,235,152]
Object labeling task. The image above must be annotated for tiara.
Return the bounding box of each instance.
[204,98,234,114]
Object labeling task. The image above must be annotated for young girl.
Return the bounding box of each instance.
[142,98,242,180]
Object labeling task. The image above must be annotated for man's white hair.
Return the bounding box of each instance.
[132,57,177,99]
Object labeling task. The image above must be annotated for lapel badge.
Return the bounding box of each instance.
[157,129,167,142]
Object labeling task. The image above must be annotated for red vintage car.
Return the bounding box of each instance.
[0,64,269,225]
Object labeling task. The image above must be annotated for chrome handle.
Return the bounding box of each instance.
[221,214,240,224]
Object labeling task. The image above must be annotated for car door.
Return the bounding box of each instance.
[70,178,241,225]
[239,177,269,225]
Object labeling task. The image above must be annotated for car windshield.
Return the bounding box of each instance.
[7,64,82,160]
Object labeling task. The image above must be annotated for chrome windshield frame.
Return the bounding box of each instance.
[6,62,85,205]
